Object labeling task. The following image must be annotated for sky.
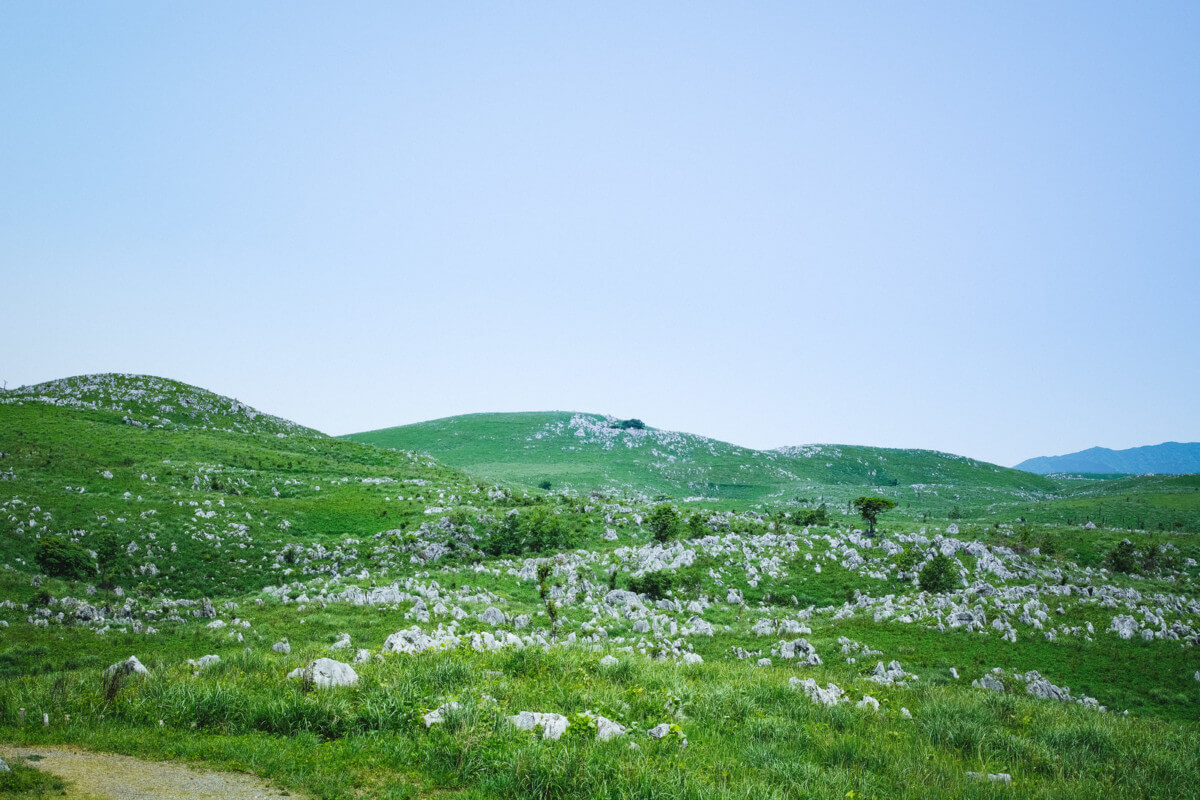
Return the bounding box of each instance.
[2,3,1198,467]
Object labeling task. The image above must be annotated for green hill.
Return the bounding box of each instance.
[0,373,473,596]
[344,411,1059,513]
[2,373,321,437]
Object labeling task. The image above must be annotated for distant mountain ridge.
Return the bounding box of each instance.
[1016,442,1200,475]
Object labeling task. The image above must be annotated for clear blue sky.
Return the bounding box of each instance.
[3,3,1198,466]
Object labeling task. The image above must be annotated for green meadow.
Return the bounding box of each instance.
[1,375,1198,799]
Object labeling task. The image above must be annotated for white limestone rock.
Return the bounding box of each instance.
[790,677,847,706]
[856,695,880,711]
[423,701,461,728]
[508,711,569,740]
[103,656,149,679]
[478,606,507,626]
[292,658,358,688]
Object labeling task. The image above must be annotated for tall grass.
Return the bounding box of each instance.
[2,646,1197,800]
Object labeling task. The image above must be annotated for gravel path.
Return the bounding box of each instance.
[0,745,302,800]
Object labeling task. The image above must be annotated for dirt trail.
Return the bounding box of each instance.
[0,744,302,800]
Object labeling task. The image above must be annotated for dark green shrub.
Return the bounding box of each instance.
[647,504,680,543]
[895,547,922,573]
[795,505,829,526]
[34,536,92,581]
[1105,539,1137,574]
[918,553,958,593]
[481,506,578,556]
[94,531,124,581]
[628,571,674,599]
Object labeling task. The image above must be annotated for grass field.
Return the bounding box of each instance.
[1,375,1198,799]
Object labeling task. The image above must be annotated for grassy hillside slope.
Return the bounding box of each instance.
[4,373,321,437]
[0,374,475,596]
[345,412,1059,513]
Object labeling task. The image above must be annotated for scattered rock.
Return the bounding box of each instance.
[868,660,911,686]
[478,606,507,626]
[777,638,822,666]
[187,654,220,670]
[591,714,627,741]
[103,656,149,679]
[196,598,216,619]
[967,772,1012,784]
[790,677,846,706]
[508,711,569,740]
[423,701,461,727]
[290,658,358,688]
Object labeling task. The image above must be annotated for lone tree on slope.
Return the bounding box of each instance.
[852,496,896,536]
[647,504,681,543]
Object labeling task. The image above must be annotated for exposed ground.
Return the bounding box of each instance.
[0,744,300,800]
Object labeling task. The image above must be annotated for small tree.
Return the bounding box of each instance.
[628,571,675,599]
[1105,540,1138,574]
[35,536,92,581]
[852,496,896,536]
[537,563,559,639]
[647,504,681,543]
[918,553,957,593]
[94,531,124,584]
[896,546,922,574]
[796,504,829,527]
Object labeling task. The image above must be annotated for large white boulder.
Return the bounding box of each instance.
[1109,615,1138,640]
[104,656,149,679]
[383,627,435,654]
[291,658,358,688]
[593,715,627,741]
[508,711,569,740]
[478,606,507,626]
